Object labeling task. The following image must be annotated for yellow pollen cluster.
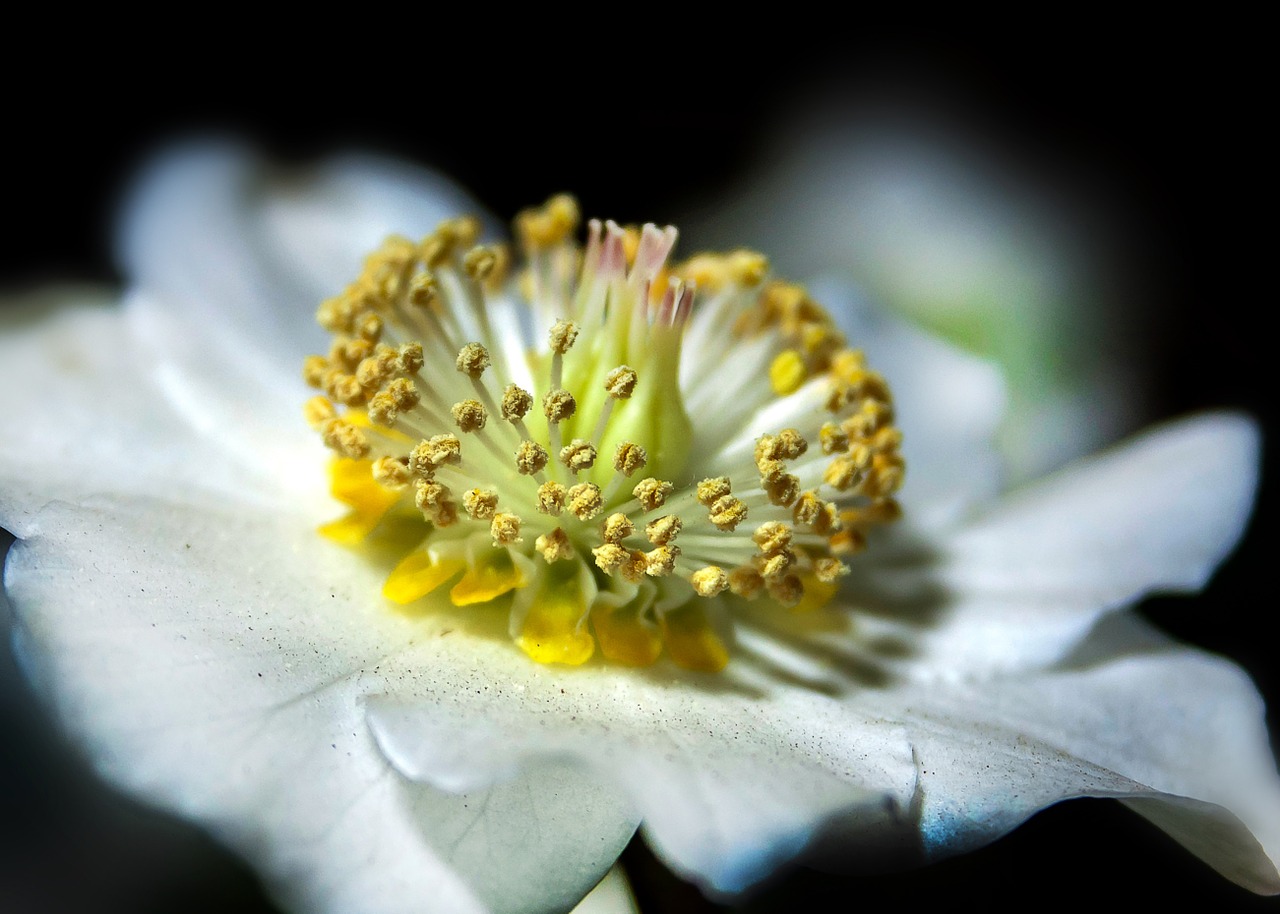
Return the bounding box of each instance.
[307,195,903,672]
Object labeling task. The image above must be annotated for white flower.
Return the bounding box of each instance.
[1,144,1276,914]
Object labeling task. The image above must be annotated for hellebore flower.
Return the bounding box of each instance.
[0,145,1276,914]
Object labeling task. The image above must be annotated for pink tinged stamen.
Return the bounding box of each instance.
[630,223,679,287]
[655,280,695,327]
[673,281,694,326]
[600,221,628,278]
[584,219,603,275]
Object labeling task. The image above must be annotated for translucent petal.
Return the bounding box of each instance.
[838,412,1260,678]
[3,495,636,914]
[0,292,284,534]
[367,665,917,897]
[883,614,1280,893]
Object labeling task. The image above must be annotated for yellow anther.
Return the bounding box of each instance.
[603,513,634,544]
[542,389,577,423]
[408,272,438,308]
[455,343,491,377]
[415,480,458,527]
[696,477,731,507]
[411,435,462,478]
[871,426,904,453]
[676,253,732,289]
[334,336,375,369]
[830,348,867,382]
[355,351,395,390]
[752,521,793,555]
[304,396,336,429]
[604,366,638,399]
[322,419,370,459]
[515,440,549,476]
[758,552,793,582]
[501,384,533,421]
[620,549,650,583]
[372,456,412,489]
[644,514,682,546]
[420,232,452,269]
[463,488,499,520]
[791,491,827,526]
[490,512,523,546]
[775,428,808,459]
[728,249,769,286]
[708,495,747,532]
[355,312,384,342]
[819,421,850,455]
[516,194,581,248]
[763,473,801,508]
[415,479,452,510]
[315,297,353,333]
[592,543,630,574]
[330,373,368,407]
[549,319,579,354]
[613,441,647,477]
[767,574,804,607]
[823,456,861,491]
[463,246,497,281]
[813,557,849,584]
[559,439,597,472]
[451,399,488,433]
[633,477,673,512]
[387,378,420,410]
[567,482,604,521]
[536,528,574,562]
[812,501,842,535]
[756,430,806,463]
[728,567,764,600]
[644,545,680,577]
[368,391,398,427]
[536,481,567,515]
[303,355,329,388]
[690,566,729,597]
[769,349,807,395]
[830,528,868,555]
[398,342,425,375]
[757,457,787,482]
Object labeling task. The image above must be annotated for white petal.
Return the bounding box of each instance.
[808,277,1007,531]
[118,141,483,366]
[366,659,918,898]
[883,613,1280,893]
[112,144,486,488]
[0,291,284,535]
[4,495,635,914]
[844,412,1260,677]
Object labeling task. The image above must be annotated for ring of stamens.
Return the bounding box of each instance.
[305,196,904,670]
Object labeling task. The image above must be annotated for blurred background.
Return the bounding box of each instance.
[1,31,1272,913]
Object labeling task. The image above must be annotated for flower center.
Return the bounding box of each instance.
[303,196,904,671]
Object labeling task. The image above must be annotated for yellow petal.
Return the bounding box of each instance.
[383,551,466,604]
[591,602,661,666]
[319,458,403,544]
[661,602,729,672]
[516,561,595,665]
[450,548,526,606]
[791,573,838,613]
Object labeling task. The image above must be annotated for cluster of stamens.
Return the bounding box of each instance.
[304,195,904,669]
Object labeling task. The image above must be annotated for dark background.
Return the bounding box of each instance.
[1,33,1273,913]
